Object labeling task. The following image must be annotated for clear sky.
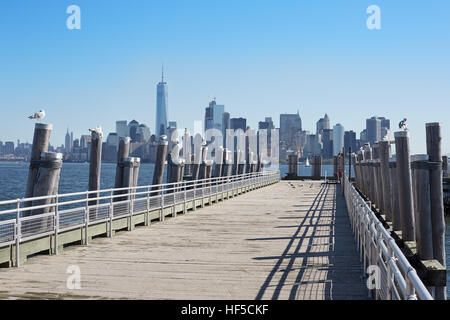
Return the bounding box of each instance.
[0,0,449,154]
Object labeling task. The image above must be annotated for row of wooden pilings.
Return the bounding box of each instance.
[345,123,447,300]
[23,124,266,214]
[287,153,346,180]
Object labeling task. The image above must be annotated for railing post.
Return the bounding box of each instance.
[406,275,418,300]
[145,187,150,226]
[201,181,205,208]
[193,181,197,211]
[15,199,21,267]
[54,194,59,255]
[160,188,165,221]
[183,181,187,214]
[109,190,114,237]
[85,193,89,245]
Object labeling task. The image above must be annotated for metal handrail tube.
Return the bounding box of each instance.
[343,175,433,300]
[0,171,279,249]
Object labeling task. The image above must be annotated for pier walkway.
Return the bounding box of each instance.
[0,180,369,300]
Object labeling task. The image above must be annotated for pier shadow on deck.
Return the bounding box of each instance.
[251,183,370,300]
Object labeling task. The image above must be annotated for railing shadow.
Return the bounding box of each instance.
[251,183,368,300]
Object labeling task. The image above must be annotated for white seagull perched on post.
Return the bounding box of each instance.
[89,126,103,137]
[28,109,45,122]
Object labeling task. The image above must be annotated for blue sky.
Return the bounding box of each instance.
[0,0,449,154]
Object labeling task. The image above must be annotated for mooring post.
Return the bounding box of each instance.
[152,135,168,190]
[238,150,246,175]
[24,123,53,209]
[411,155,434,258]
[288,154,298,178]
[363,145,372,198]
[214,147,224,178]
[348,147,352,181]
[114,137,130,201]
[425,122,447,300]
[395,131,415,242]
[356,151,364,193]
[88,129,103,211]
[379,140,392,221]
[31,152,63,222]
[442,156,448,178]
[222,149,232,177]
[389,157,401,232]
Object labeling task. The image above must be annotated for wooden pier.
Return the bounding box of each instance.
[0,181,369,300]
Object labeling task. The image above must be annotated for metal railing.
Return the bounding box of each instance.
[0,170,280,266]
[342,174,433,300]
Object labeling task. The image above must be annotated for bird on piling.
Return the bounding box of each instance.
[89,126,103,138]
[399,118,408,131]
[28,110,45,122]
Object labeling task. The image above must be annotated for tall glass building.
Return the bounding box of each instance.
[156,69,168,138]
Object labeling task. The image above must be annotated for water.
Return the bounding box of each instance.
[0,161,160,202]
[0,161,448,297]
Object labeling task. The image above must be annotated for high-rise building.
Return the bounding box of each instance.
[222,112,230,137]
[230,118,247,131]
[366,117,381,146]
[204,99,225,132]
[279,112,302,148]
[321,129,333,159]
[116,120,128,138]
[156,67,169,138]
[333,123,345,156]
[344,130,357,155]
[316,113,330,135]
[4,141,14,155]
[138,124,151,142]
[80,135,91,149]
[65,129,72,153]
[258,117,274,130]
[128,120,140,142]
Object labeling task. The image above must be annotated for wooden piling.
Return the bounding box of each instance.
[411,155,434,259]
[394,131,415,242]
[288,154,298,178]
[425,122,447,300]
[152,135,168,189]
[25,123,53,207]
[389,158,401,231]
[442,156,448,178]
[214,147,224,178]
[30,152,63,216]
[88,129,103,208]
[114,137,131,190]
[379,141,392,221]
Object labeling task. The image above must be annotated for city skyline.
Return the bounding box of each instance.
[1,1,449,154]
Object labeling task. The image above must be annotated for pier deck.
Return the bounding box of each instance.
[0,181,369,300]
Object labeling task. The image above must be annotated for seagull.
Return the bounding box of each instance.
[399,118,407,131]
[28,110,45,122]
[89,126,103,136]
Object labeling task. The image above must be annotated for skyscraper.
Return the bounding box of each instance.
[65,129,72,153]
[316,113,330,135]
[222,112,230,136]
[204,99,225,132]
[156,67,169,138]
[116,120,128,138]
[366,117,381,146]
[333,123,345,156]
[279,112,302,147]
[230,118,247,131]
[344,130,357,155]
[321,128,333,159]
